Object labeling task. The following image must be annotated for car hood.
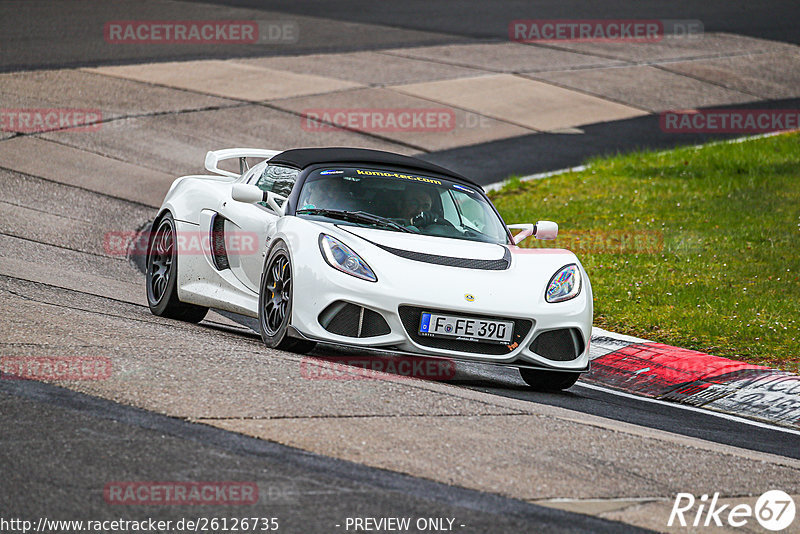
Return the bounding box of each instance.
[283,217,587,312]
[337,225,508,260]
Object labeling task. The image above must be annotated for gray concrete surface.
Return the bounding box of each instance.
[2,382,644,534]
[208,414,800,501]
[661,51,800,100]
[234,51,486,86]
[518,33,800,63]
[394,74,646,131]
[0,69,236,125]
[384,43,627,73]
[86,61,363,102]
[0,137,174,206]
[40,104,413,177]
[527,65,757,112]
[273,87,533,151]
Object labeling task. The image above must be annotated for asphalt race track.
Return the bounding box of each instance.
[0,379,643,534]
[1,1,799,532]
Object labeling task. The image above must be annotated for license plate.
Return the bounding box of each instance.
[419,312,514,344]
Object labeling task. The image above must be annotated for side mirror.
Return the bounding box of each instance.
[508,221,559,244]
[534,220,558,240]
[508,223,534,244]
[231,183,265,203]
[231,184,286,215]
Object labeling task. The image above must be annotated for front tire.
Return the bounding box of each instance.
[519,368,581,391]
[258,242,316,353]
[146,213,208,323]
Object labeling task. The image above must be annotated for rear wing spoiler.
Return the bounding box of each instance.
[204,148,283,178]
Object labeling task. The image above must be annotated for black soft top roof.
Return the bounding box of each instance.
[269,147,478,187]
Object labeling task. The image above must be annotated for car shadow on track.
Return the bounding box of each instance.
[204,308,584,397]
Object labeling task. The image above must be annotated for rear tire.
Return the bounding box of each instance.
[258,242,317,354]
[146,213,208,323]
[519,368,580,391]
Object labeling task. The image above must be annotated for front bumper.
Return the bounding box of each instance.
[287,232,592,371]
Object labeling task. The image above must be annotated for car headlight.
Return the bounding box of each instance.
[319,234,377,282]
[546,264,581,303]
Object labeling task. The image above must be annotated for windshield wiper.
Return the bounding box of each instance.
[296,208,413,233]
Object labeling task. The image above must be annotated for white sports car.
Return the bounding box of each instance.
[146,147,592,390]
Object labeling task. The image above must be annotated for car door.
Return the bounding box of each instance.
[219,163,300,292]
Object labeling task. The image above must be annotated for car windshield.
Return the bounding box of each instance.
[296,167,509,244]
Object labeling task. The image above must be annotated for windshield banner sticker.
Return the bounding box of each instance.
[355,169,442,185]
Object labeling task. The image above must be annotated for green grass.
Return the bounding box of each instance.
[490,132,800,371]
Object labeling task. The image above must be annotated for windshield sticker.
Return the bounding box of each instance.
[355,169,442,185]
[319,169,344,175]
[343,176,361,182]
[452,184,475,194]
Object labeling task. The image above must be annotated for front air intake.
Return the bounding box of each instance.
[529,328,585,361]
[210,213,230,270]
[318,302,391,338]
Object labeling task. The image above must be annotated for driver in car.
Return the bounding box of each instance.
[399,188,438,228]
[302,179,356,211]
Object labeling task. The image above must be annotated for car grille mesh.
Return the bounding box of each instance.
[374,244,511,271]
[319,301,391,338]
[529,328,585,361]
[210,213,230,270]
[398,306,532,355]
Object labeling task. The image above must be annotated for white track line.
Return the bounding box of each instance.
[483,165,587,192]
[577,382,800,436]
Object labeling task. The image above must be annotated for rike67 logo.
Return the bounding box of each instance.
[669,490,796,531]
